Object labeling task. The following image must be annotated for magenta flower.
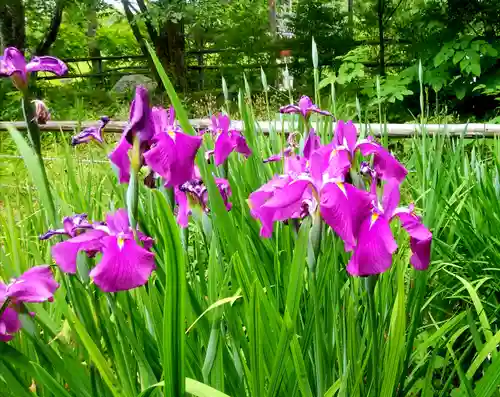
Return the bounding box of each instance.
[303,129,321,159]
[249,144,369,240]
[0,266,59,342]
[143,107,202,188]
[0,47,68,90]
[333,121,408,184]
[123,85,154,144]
[280,96,331,120]
[109,95,202,188]
[109,134,133,183]
[175,176,232,228]
[39,213,93,240]
[205,114,252,166]
[32,99,50,124]
[346,179,432,276]
[333,120,358,154]
[109,86,154,183]
[0,308,21,342]
[71,116,110,146]
[50,209,155,292]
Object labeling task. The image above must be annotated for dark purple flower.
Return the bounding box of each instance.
[39,213,93,240]
[50,209,155,292]
[123,85,154,144]
[110,98,202,187]
[205,114,252,166]
[71,116,110,146]
[346,179,432,276]
[108,86,154,184]
[0,266,59,342]
[175,174,232,228]
[32,100,50,124]
[279,96,331,119]
[0,47,67,90]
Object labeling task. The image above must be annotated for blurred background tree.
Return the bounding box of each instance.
[0,0,499,122]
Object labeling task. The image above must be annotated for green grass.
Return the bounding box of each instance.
[1,62,500,397]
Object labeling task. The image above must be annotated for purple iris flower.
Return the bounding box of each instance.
[346,179,432,276]
[333,120,408,184]
[71,116,110,146]
[39,213,93,240]
[0,266,59,342]
[143,106,203,188]
[109,86,154,183]
[0,47,68,90]
[355,137,408,184]
[204,114,252,166]
[280,96,331,120]
[175,173,232,228]
[50,209,155,293]
[249,144,370,241]
[32,100,50,124]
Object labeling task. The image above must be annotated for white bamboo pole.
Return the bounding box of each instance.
[1,120,500,137]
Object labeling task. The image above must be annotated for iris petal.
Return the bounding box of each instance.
[89,236,155,293]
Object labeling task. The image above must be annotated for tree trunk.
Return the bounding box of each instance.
[0,0,25,51]
[348,0,354,38]
[165,19,186,91]
[35,0,66,55]
[378,0,385,76]
[86,1,101,74]
[269,0,277,38]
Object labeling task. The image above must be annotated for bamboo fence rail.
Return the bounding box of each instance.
[1,120,500,138]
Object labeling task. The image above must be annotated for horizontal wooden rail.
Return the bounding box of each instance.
[1,120,500,138]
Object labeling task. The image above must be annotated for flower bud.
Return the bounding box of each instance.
[32,100,50,124]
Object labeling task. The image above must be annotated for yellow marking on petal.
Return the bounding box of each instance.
[336,182,347,196]
[306,160,310,168]
[370,213,379,229]
[329,149,338,162]
[117,236,125,250]
[167,129,176,139]
[247,199,253,210]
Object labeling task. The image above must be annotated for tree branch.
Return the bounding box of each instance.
[136,0,159,46]
[35,0,66,55]
[121,0,163,90]
[383,0,406,26]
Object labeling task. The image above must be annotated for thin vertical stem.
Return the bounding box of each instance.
[378,0,385,77]
[365,275,380,396]
[397,271,428,397]
[127,135,141,230]
[310,271,324,397]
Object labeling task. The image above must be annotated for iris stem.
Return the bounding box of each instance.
[21,94,41,156]
[310,271,324,397]
[127,136,141,230]
[21,94,56,226]
[396,271,428,397]
[0,298,11,317]
[365,275,380,397]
